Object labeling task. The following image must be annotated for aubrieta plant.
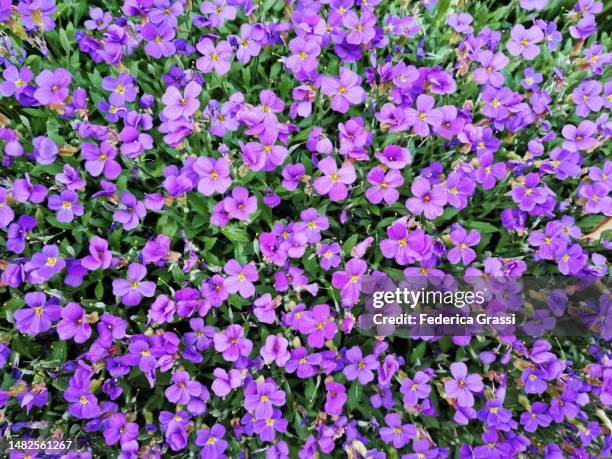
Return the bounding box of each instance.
[0,0,610,458]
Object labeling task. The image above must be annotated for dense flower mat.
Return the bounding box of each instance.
[0,0,610,457]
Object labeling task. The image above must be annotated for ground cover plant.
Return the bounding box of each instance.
[0,0,610,457]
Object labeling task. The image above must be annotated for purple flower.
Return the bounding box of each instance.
[475,152,506,190]
[13,292,61,336]
[34,68,71,105]
[324,381,347,416]
[381,223,433,265]
[165,371,201,405]
[196,38,233,75]
[64,385,101,419]
[0,65,33,97]
[47,190,84,223]
[260,334,290,367]
[200,0,236,27]
[195,423,228,458]
[32,135,58,165]
[332,258,367,306]
[84,7,112,31]
[211,367,243,397]
[194,156,231,196]
[55,164,85,191]
[555,243,588,275]
[103,413,139,448]
[406,177,447,219]
[162,81,201,120]
[281,163,305,191]
[444,362,484,407]
[214,324,252,362]
[511,173,548,212]
[253,408,288,442]
[375,144,412,169]
[318,243,342,270]
[520,0,548,9]
[112,263,156,306]
[343,9,376,45]
[321,68,366,113]
[81,236,112,271]
[447,224,480,265]
[81,141,121,179]
[57,302,91,343]
[343,345,378,384]
[562,120,598,152]
[26,244,65,281]
[473,51,509,87]
[572,80,603,117]
[447,13,473,34]
[0,187,14,228]
[379,412,416,448]
[313,157,356,202]
[19,0,56,31]
[473,430,513,458]
[244,380,286,419]
[6,215,37,254]
[242,129,288,171]
[520,402,552,432]
[578,182,611,214]
[365,167,404,205]
[223,259,258,298]
[507,25,543,60]
[113,192,146,231]
[405,95,442,137]
[223,186,257,221]
[297,304,337,348]
[102,73,137,102]
[521,368,548,394]
[140,23,176,58]
[400,371,431,406]
[286,37,320,76]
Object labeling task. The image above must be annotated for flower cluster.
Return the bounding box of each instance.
[0,0,610,458]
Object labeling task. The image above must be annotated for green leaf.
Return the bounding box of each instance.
[348,381,362,412]
[221,226,250,242]
[342,234,359,255]
[466,221,500,233]
[95,281,104,300]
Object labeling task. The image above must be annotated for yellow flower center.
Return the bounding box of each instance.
[31,9,43,25]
